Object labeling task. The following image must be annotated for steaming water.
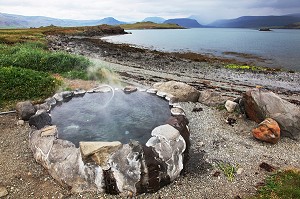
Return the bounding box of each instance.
[103,28,300,71]
[50,91,171,147]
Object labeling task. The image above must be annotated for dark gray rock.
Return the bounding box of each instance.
[243,88,300,140]
[15,101,36,120]
[29,111,52,129]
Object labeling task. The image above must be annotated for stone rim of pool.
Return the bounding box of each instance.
[28,85,190,196]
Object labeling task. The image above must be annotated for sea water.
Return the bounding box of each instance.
[103,28,300,71]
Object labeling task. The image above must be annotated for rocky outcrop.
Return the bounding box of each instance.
[153,81,199,102]
[243,89,300,140]
[252,118,281,144]
[198,90,227,106]
[16,101,36,120]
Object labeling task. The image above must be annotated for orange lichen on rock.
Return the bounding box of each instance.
[252,118,281,144]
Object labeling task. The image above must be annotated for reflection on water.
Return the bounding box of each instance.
[51,91,171,147]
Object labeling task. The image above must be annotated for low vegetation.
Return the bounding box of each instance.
[253,168,300,199]
[120,22,184,30]
[0,66,61,106]
[225,64,267,71]
[215,161,239,182]
[0,42,91,73]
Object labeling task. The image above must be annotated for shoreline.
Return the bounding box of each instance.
[0,33,300,198]
[48,35,300,104]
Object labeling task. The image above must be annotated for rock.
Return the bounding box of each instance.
[156,91,167,98]
[225,100,238,113]
[123,86,138,94]
[252,118,280,144]
[153,81,199,102]
[146,124,186,181]
[236,168,244,175]
[17,120,25,126]
[243,89,300,140]
[259,162,276,172]
[15,101,36,120]
[94,86,113,93]
[74,89,86,96]
[0,186,8,197]
[170,107,185,116]
[146,88,158,94]
[198,90,227,106]
[29,111,52,129]
[80,141,122,168]
[108,141,143,194]
[34,102,51,112]
[41,125,58,137]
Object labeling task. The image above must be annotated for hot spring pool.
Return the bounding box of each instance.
[50,90,171,147]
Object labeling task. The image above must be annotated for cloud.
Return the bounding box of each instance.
[0,0,298,23]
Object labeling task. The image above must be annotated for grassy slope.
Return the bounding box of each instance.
[120,22,185,30]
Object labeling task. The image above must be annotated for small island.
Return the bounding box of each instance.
[259,28,271,31]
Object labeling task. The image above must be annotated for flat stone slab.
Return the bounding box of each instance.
[41,125,58,137]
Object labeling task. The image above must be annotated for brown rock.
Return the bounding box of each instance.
[243,88,300,140]
[252,118,280,144]
[79,141,122,167]
[16,101,36,120]
[198,90,227,106]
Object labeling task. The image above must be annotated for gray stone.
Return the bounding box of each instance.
[146,88,158,94]
[15,101,36,120]
[17,120,25,126]
[123,86,138,93]
[34,102,51,112]
[74,89,86,96]
[61,91,74,99]
[243,88,300,140]
[0,186,8,197]
[146,124,186,181]
[156,91,167,98]
[153,81,199,102]
[53,93,63,102]
[171,107,186,116]
[41,125,58,137]
[45,97,56,107]
[198,90,227,106]
[109,142,142,194]
[225,100,238,113]
[79,141,122,168]
[29,111,51,129]
[94,86,113,93]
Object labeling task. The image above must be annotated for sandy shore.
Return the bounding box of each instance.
[0,35,299,199]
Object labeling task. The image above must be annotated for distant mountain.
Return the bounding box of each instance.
[142,17,166,24]
[208,14,300,28]
[0,12,127,28]
[163,18,204,28]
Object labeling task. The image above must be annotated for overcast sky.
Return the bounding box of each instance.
[1,0,300,23]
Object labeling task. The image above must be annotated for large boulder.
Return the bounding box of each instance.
[243,89,300,140]
[153,81,199,102]
[16,101,36,120]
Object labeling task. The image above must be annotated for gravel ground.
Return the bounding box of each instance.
[0,35,300,199]
[1,100,300,199]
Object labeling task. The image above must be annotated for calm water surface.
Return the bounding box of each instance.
[103,28,300,71]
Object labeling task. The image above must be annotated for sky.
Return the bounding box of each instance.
[0,0,300,24]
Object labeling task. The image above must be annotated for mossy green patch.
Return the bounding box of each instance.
[225,64,267,71]
[253,169,300,199]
